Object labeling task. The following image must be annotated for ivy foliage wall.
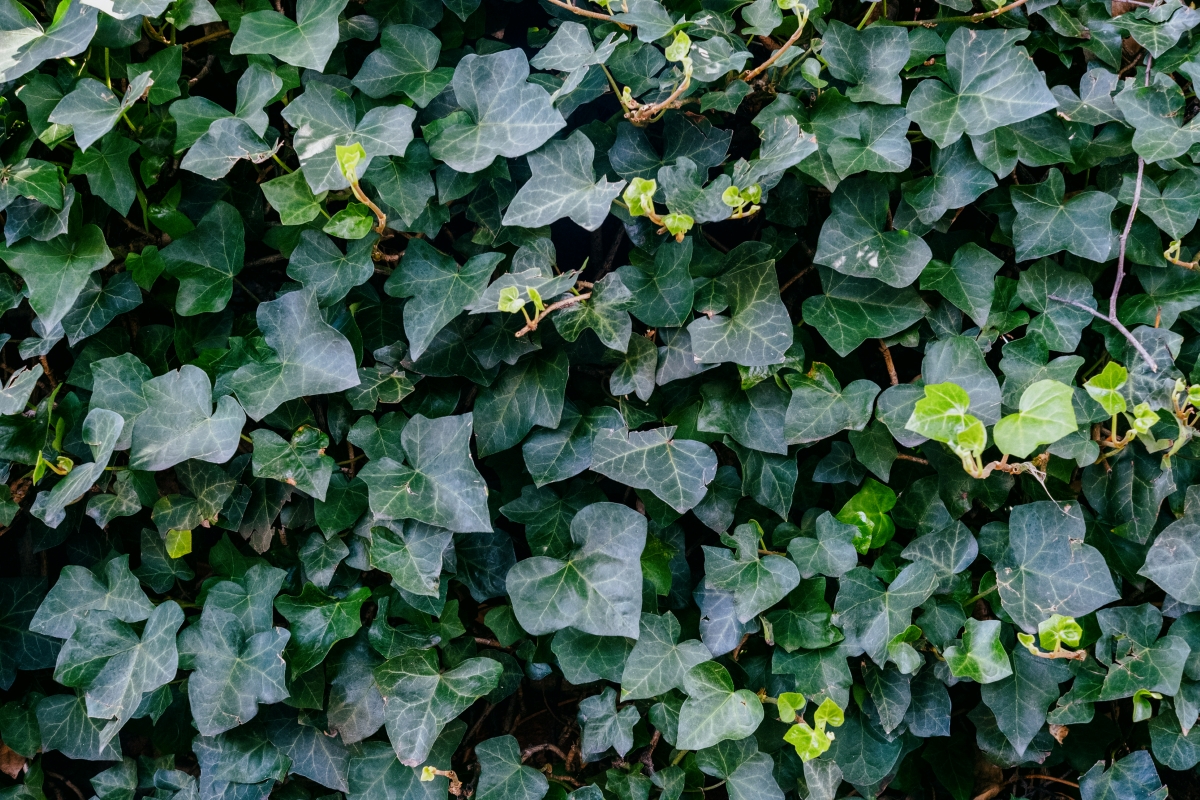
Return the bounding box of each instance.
[4,0,1200,797]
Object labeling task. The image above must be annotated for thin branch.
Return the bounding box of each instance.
[544,0,628,25]
[895,453,929,465]
[521,743,569,763]
[1046,293,1157,370]
[181,26,232,50]
[743,15,806,81]
[244,253,287,268]
[896,0,1031,25]
[515,293,591,338]
[779,266,810,293]
[878,340,899,386]
[188,54,215,86]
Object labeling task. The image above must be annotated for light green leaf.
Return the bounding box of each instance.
[992,379,1077,458]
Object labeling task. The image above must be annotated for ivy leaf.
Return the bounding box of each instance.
[1121,169,1200,241]
[503,131,625,231]
[281,82,416,192]
[992,379,1077,458]
[906,28,1056,147]
[522,402,625,486]
[49,71,152,151]
[186,607,291,736]
[687,243,793,367]
[620,612,711,700]
[901,139,997,226]
[590,426,717,513]
[802,267,929,357]
[36,693,120,761]
[1113,0,1200,59]
[129,366,245,472]
[251,426,335,501]
[787,512,860,579]
[287,231,375,307]
[475,736,549,800]
[821,21,909,105]
[803,91,911,186]
[981,647,1070,757]
[427,49,566,173]
[369,519,454,597]
[1096,605,1189,700]
[1017,260,1097,352]
[358,413,492,533]
[578,686,639,760]
[0,578,59,690]
[1079,750,1168,800]
[70,132,138,214]
[228,288,361,421]
[832,562,938,667]
[171,63,279,150]
[944,618,1012,683]
[704,521,800,623]
[698,379,789,455]
[783,362,879,445]
[1011,168,1117,263]
[385,240,503,361]
[345,723,464,800]
[275,585,369,677]
[617,236,694,328]
[815,175,932,288]
[506,502,646,638]
[262,169,328,226]
[1140,515,1200,604]
[676,661,765,751]
[0,0,98,84]
[995,502,1119,632]
[230,0,349,71]
[353,24,454,107]
[160,201,245,316]
[0,224,111,331]
[53,599,183,745]
[30,556,152,640]
[475,351,569,457]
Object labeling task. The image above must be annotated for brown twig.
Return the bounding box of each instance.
[39,356,56,389]
[188,54,215,86]
[779,266,810,293]
[515,293,591,338]
[181,26,232,50]
[743,17,806,81]
[878,340,899,385]
[895,453,929,465]
[897,0,1032,25]
[245,254,288,268]
[544,0,629,25]
[521,743,569,763]
[704,231,730,253]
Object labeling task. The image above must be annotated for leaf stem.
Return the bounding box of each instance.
[894,0,1032,25]
[743,7,809,82]
[515,292,591,338]
[543,0,629,26]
